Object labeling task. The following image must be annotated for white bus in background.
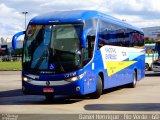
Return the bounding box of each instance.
[152,41,160,72]
[145,43,156,70]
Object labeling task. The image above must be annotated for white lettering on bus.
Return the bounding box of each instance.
[105,48,116,53]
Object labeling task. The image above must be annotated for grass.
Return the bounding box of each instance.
[0,61,22,70]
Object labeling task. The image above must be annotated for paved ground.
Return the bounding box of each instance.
[0,71,160,115]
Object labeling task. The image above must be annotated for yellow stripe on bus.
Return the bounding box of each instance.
[106,61,137,77]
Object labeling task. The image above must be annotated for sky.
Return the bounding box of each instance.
[0,0,160,39]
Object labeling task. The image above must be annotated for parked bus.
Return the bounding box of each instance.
[12,10,145,100]
[152,41,160,72]
[145,43,155,70]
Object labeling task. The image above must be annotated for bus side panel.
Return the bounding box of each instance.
[100,45,145,89]
[104,65,133,89]
[128,48,145,81]
[103,58,145,89]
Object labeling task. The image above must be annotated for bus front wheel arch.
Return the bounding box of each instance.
[90,75,103,99]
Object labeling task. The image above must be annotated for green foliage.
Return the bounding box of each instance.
[0,61,22,70]
[11,48,22,56]
[144,39,156,44]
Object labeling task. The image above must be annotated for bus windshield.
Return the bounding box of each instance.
[23,24,83,74]
[145,44,155,55]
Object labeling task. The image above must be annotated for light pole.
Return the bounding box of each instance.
[22,12,28,30]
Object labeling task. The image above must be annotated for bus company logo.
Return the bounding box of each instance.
[49,64,55,70]
[105,47,116,53]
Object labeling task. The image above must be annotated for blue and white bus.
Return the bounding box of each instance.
[12,10,145,100]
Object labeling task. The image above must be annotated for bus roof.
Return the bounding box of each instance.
[30,10,143,33]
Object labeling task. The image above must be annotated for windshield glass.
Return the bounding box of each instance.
[23,24,83,74]
[145,44,155,54]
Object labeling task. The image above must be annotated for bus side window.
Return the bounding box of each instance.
[88,36,95,58]
[82,35,95,66]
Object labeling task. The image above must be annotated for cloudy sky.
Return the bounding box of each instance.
[0,0,160,39]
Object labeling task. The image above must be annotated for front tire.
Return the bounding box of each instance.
[128,71,137,88]
[90,75,102,99]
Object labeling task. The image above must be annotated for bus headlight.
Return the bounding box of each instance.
[23,77,31,82]
[66,72,86,82]
[23,77,28,81]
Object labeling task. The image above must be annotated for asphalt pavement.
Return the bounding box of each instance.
[0,71,160,119]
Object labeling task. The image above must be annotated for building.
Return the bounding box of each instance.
[0,40,23,56]
[142,26,160,40]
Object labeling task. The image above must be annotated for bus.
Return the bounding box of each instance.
[145,43,155,70]
[152,41,160,72]
[12,10,145,100]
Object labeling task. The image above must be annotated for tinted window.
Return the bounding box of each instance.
[98,20,144,48]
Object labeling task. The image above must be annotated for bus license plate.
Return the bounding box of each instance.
[43,88,54,93]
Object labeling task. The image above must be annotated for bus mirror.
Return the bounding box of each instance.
[82,28,92,48]
[12,31,25,50]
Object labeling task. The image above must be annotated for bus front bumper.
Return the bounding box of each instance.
[22,80,83,96]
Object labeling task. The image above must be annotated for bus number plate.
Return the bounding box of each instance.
[43,88,54,93]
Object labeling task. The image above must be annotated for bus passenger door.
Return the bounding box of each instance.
[82,34,97,94]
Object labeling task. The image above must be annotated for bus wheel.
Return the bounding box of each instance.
[90,75,102,99]
[45,94,54,102]
[128,71,137,88]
